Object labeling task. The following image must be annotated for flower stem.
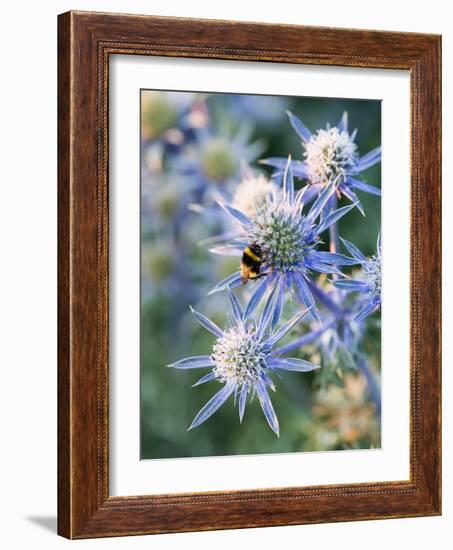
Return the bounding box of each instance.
[328,193,340,255]
[357,355,381,419]
[328,192,340,284]
[307,280,343,319]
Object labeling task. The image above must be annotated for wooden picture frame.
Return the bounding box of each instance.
[57,10,441,539]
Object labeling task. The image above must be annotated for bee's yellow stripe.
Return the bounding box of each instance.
[244,247,261,262]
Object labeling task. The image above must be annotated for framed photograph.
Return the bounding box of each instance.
[58,11,441,539]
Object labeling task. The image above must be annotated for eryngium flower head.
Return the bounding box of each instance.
[168,289,319,435]
[304,126,358,186]
[261,111,381,214]
[141,91,204,143]
[209,158,360,323]
[173,121,265,191]
[200,138,237,181]
[333,235,382,321]
[232,173,279,219]
[141,92,179,140]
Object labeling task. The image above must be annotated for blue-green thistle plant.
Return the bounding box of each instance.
[168,289,319,436]
[149,94,383,439]
[333,235,382,321]
[261,111,381,215]
[207,158,360,323]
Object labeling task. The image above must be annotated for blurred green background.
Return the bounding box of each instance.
[140,91,381,459]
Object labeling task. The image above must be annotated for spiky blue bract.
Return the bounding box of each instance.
[168,291,319,435]
[261,111,381,213]
[208,157,360,323]
[333,235,382,321]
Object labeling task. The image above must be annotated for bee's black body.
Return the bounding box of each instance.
[240,243,263,283]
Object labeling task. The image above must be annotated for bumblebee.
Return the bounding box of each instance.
[240,243,263,284]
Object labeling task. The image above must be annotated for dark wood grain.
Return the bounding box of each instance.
[57,11,71,538]
[57,10,441,539]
